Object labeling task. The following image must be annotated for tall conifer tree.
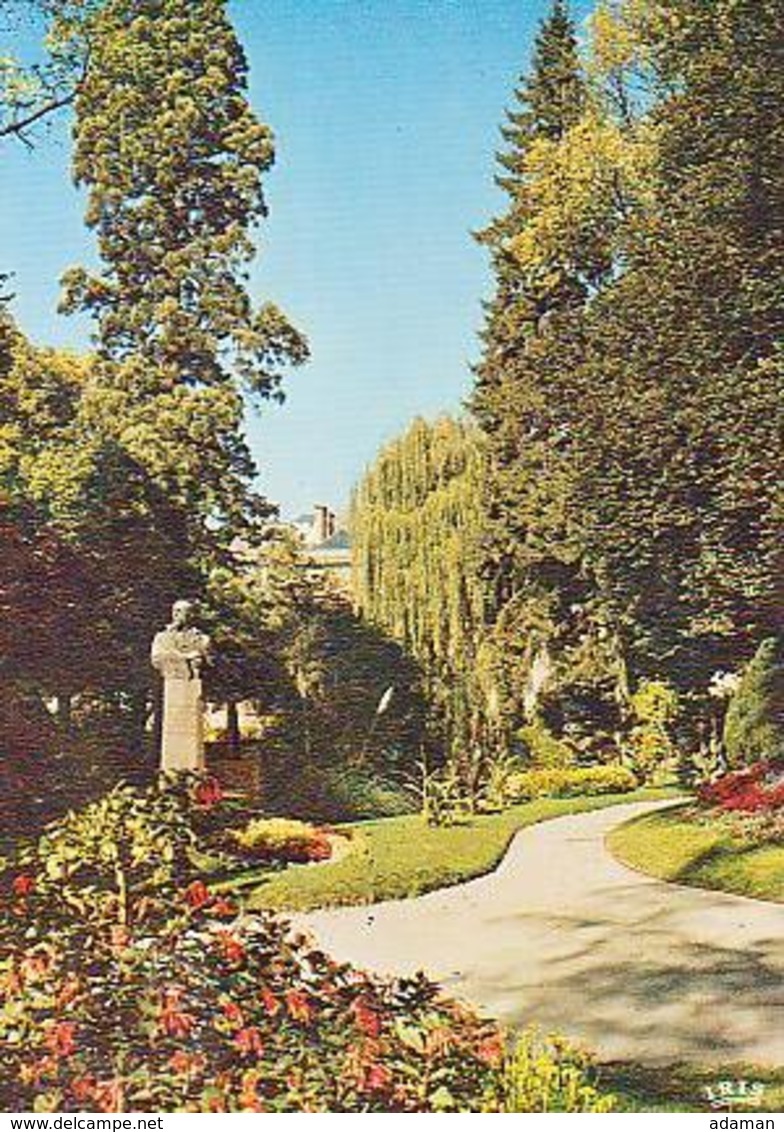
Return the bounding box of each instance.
[61,0,308,541]
[470,2,618,731]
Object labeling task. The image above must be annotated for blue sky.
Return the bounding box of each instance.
[1,0,592,518]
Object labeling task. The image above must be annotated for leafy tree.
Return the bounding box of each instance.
[470,0,781,745]
[351,417,492,760]
[3,0,309,770]
[0,0,95,146]
[572,0,784,685]
[60,0,308,544]
[470,1,650,738]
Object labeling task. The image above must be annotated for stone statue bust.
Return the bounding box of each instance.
[151,599,211,681]
[151,600,211,773]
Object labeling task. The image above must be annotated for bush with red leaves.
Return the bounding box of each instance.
[698,761,784,813]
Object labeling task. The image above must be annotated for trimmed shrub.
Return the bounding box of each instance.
[723,638,784,767]
[504,765,638,803]
[229,817,334,863]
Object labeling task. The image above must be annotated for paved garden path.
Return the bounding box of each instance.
[296,800,784,1066]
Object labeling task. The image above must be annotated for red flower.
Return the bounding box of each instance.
[160,989,195,1038]
[215,931,246,965]
[12,874,35,897]
[285,989,312,1023]
[211,897,237,918]
[234,1027,264,1056]
[169,1051,193,1075]
[93,1080,124,1113]
[45,1021,77,1058]
[360,1062,392,1093]
[193,777,223,808]
[259,985,281,1016]
[222,1000,244,1026]
[476,1034,505,1066]
[169,1051,206,1076]
[56,976,81,1010]
[305,835,332,862]
[70,1075,97,1103]
[351,996,381,1038]
[184,880,211,910]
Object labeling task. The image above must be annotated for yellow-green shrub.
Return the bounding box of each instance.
[496,1029,615,1113]
[229,817,333,863]
[505,764,637,803]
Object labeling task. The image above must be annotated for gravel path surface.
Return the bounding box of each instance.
[295,800,784,1066]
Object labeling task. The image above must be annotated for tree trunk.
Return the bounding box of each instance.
[226,700,241,754]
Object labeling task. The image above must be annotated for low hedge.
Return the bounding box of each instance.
[505,765,638,803]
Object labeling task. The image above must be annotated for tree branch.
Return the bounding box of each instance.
[0,87,76,143]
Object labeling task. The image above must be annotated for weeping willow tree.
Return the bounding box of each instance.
[351,417,501,762]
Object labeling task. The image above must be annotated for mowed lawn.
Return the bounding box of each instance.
[221,788,678,913]
[608,806,784,904]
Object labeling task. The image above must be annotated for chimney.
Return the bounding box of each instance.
[313,504,330,545]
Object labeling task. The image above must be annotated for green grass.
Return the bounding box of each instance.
[608,806,784,903]
[226,788,678,913]
[604,1061,784,1112]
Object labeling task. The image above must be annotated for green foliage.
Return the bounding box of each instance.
[624,727,674,785]
[59,0,307,535]
[254,529,428,792]
[416,762,473,828]
[623,679,680,783]
[6,780,199,935]
[469,0,647,745]
[479,752,525,813]
[351,416,493,757]
[518,719,575,768]
[723,639,784,767]
[630,679,679,728]
[504,765,638,804]
[495,1029,615,1113]
[467,0,783,733]
[2,0,310,792]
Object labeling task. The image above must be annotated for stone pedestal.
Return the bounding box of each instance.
[159,666,206,773]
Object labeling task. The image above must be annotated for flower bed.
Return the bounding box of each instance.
[698,761,784,814]
[0,784,501,1112]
